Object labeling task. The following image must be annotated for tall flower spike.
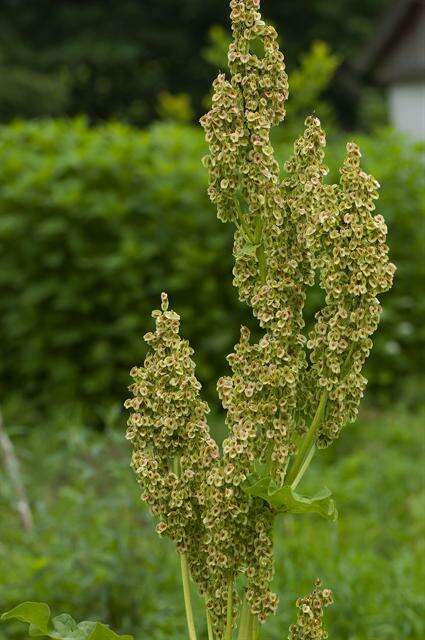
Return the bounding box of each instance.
[124,293,219,597]
[201,1,295,629]
[201,0,289,310]
[307,143,396,446]
[288,579,333,640]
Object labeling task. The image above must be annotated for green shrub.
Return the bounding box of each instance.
[0,118,239,415]
[0,119,423,416]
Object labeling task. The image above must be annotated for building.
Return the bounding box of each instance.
[358,0,425,140]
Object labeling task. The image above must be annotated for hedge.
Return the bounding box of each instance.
[0,119,423,416]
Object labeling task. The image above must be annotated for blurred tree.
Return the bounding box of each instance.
[0,65,70,120]
[0,0,388,125]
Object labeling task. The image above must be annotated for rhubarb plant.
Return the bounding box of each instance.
[124,1,394,638]
[1,1,394,639]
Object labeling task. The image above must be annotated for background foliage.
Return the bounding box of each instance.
[0,0,387,126]
[0,119,423,417]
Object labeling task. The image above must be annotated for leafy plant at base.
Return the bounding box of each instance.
[124,0,394,638]
[1,602,132,640]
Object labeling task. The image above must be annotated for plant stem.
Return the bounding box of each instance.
[291,443,316,490]
[250,615,260,640]
[175,455,197,639]
[180,553,198,640]
[206,607,214,640]
[287,343,355,488]
[246,613,254,640]
[287,390,328,487]
[224,579,234,640]
[237,598,250,640]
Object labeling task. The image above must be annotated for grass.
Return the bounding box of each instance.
[0,405,424,639]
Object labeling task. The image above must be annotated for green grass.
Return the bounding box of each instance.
[0,407,424,639]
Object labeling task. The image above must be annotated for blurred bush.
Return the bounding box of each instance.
[0,119,423,417]
[0,118,238,415]
[0,65,70,122]
[157,91,194,123]
[0,408,423,639]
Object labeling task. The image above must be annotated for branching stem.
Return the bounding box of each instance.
[287,343,356,487]
[237,598,251,640]
[291,443,316,490]
[287,390,328,486]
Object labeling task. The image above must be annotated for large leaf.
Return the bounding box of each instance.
[243,475,338,522]
[1,602,50,636]
[1,603,133,640]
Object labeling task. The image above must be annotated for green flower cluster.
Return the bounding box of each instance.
[305,143,396,445]
[124,293,219,598]
[125,0,394,635]
[288,580,333,640]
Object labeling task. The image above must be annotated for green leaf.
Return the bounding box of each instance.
[1,603,133,640]
[50,614,94,639]
[51,614,77,636]
[1,602,50,636]
[243,475,338,521]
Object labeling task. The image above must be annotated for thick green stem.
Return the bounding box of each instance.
[224,580,234,640]
[291,443,316,490]
[246,614,254,640]
[244,613,260,640]
[287,390,328,487]
[251,615,260,640]
[287,343,355,488]
[180,554,198,640]
[237,598,250,640]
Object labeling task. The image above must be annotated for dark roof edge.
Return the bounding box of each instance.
[356,0,423,73]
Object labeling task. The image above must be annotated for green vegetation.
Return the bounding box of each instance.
[0,0,387,125]
[0,121,423,417]
[1,409,423,639]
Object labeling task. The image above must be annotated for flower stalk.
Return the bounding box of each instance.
[206,609,215,640]
[180,554,198,640]
[237,599,250,640]
[287,391,328,488]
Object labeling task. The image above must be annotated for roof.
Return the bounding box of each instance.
[357,0,425,83]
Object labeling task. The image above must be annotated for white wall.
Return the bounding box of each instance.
[388,82,425,140]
